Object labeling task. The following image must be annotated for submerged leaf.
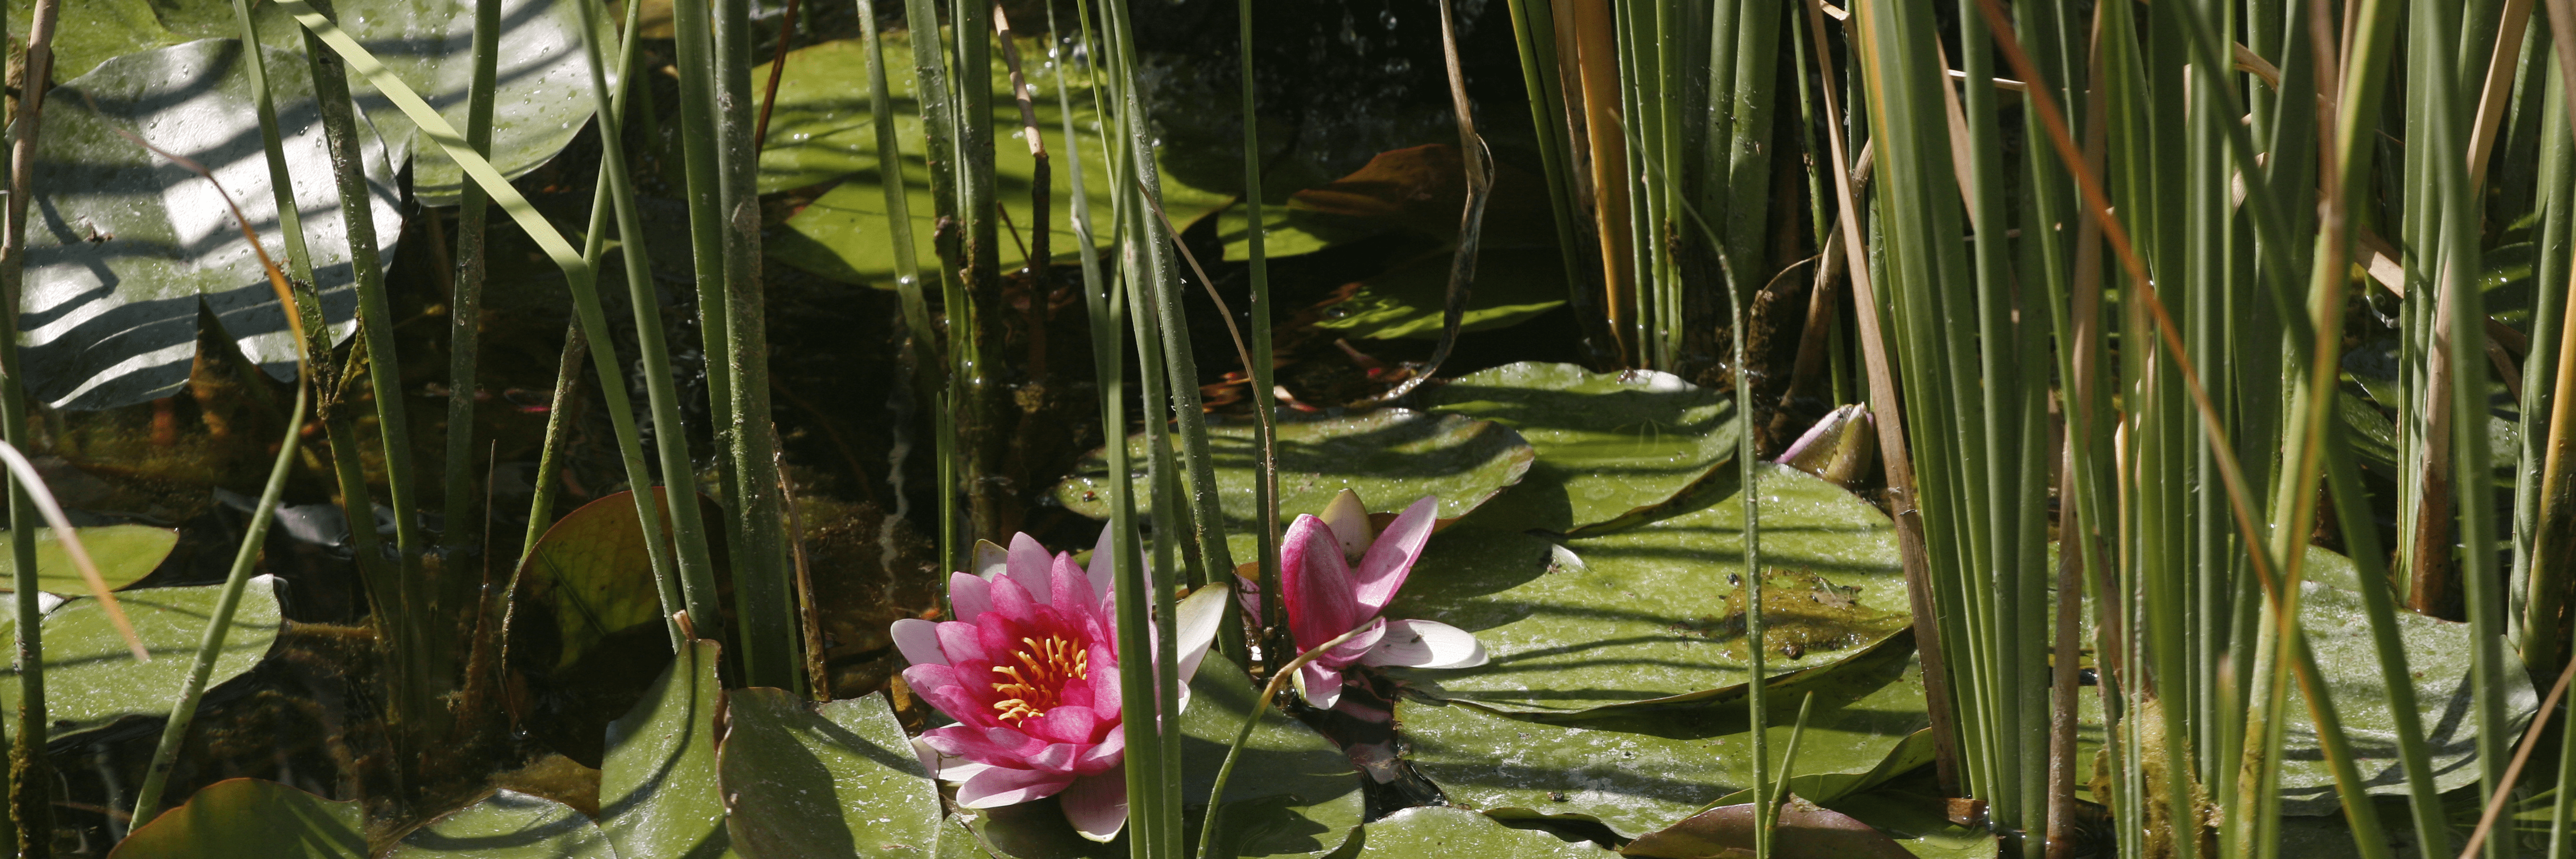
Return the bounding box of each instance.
[0,578,284,740]
[392,789,617,859]
[28,38,384,409]
[109,778,366,858]
[1621,795,1915,859]
[718,690,943,858]
[1343,806,1614,857]
[1421,362,1740,533]
[1052,409,1533,565]
[1385,465,1907,715]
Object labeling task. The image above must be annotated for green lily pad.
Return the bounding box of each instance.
[1385,465,1907,715]
[27,38,388,409]
[109,777,366,858]
[510,489,705,673]
[758,35,1230,287]
[718,688,942,858]
[0,578,283,740]
[1398,644,1931,838]
[1621,796,1918,859]
[960,653,1363,859]
[601,638,735,859]
[1310,247,1571,341]
[392,789,617,858]
[1816,788,1999,859]
[1343,807,1615,858]
[0,524,179,593]
[1421,362,1740,533]
[1051,409,1534,565]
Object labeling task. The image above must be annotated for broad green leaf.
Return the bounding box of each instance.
[1398,644,1931,838]
[718,689,942,858]
[1622,796,1917,859]
[28,38,385,409]
[1697,729,1937,808]
[510,489,698,673]
[0,524,179,593]
[109,777,366,858]
[1052,409,1534,565]
[601,639,735,859]
[758,35,1230,288]
[392,789,618,858]
[1386,466,1907,714]
[1421,362,1740,532]
[0,578,284,740]
[1342,806,1613,857]
[1310,247,1571,341]
[958,654,1363,858]
[5,0,226,81]
[1815,788,1999,859]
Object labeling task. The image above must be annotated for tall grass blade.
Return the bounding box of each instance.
[438,0,503,569]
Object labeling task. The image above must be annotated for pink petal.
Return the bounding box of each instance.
[1351,496,1437,617]
[1060,768,1129,842]
[1296,660,1346,710]
[1317,617,1389,671]
[1089,661,1122,719]
[988,573,1040,622]
[1077,729,1125,772]
[1008,533,1055,605]
[955,765,1074,809]
[1172,582,1230,687]
[948,572,994,623]
[1280,515,1360,651]
[935,621,989,665]
[1050,553,1094,619]
[1021,706,1101,745]
[891,618,945,667]
[1358,618,1487,668]
[1086,525,1118,604]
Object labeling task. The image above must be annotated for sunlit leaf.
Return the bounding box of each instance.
[0,524,178,593]
[1622,795,1915,859]
[719,689,942,858]
[391,789,618,858]
[0,578,283,741]
[1422,362,1740,533]
[109,777,366,858]
[600,638,735,859]
[1342,807,1614,858]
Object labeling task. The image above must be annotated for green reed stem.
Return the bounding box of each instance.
[898,0,965,571]
[1238,0,1283,672]
[0,1,53,850]
[439,0,502,568]
[1764,691,1816,835]
[2519,55,2570,670]
[1500,0,1588,357]
[132,382,307,824]
[515,323,586,570]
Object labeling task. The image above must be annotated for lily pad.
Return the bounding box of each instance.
[1052,409,1534,565]
[109,777,366,858]
[1817,788,1999,859]
[718,689,942,858]
[392,789,617,858]
[510,488,708,673]
[959,653,1363,859]
[758,35,1230,287]
[308,0,602,206]
[0,524,179,593]
[1398,644,1931,838]
[600,638,735,859]
[27,38,385,409]
[0,578,284,740]
[1385,465,1907,715]
[1621,796,1916,859]
[1342,806,1615,858]
[1421,362,1740,533]
[1311,247,1572,341]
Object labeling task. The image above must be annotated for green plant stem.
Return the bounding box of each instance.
[0,1,54,850]
[951,0,1010,547]
[1763,691,1816,838]
[2518,52,2571,671]
[131,382,308,824]
[1196,624,1371,859]
[1238,0,1282,675]
[2527,0,2576,687]
[515,324,585,571]
[896,0,965,571]
[439,0,502,571]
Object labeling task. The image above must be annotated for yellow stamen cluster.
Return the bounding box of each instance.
[990,634,1089,724]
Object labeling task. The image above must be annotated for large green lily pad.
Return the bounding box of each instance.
[719,689,942,858]
[27,38,386,409]
[392,789,617,858]
[1385,465,1907,715]
[0,578,284,740]
[601,638,735,859]
[959,654,1363,858]
[1421,362,1740,533]
[1052,409,1534,565]
[1312,247,1571,341]
[0,524,179,594]
[1343,807,1615,858]
[758,35,1230,288]
[109,778,366,858]
[1398,644,1931,839]
[510,489,704,673]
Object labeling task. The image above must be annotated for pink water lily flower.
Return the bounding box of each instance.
[1278,491,1487,710]
[892,530,1225,842]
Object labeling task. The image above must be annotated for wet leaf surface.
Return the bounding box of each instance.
[1421,363,1740,533]
[1052,409,1533,565]
[1814,788,1997,859]
[1398,645,1930,838]
[600,639,735,859]
[1310,247,1571,341]
[29,38,385,409]
[1343,806,1614,857]
[0,577,283,740]
[108,777,366,858]
[1621,795,1916,859]
[0,524,179,593]
[1385,466,1907,714]
[719,689,942,858]
[391,789,617,858]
